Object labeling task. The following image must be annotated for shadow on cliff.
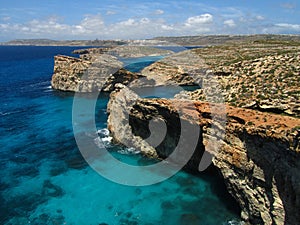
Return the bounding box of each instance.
[241,132,299,225]
[128,106,241,218]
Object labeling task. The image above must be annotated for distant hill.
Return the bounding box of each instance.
[1,34,300,46]
[0,39,127,46]
[153,34,300,46]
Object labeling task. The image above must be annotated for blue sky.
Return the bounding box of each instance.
[0,0,299,41]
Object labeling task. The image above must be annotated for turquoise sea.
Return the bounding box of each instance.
[0,46,241,225]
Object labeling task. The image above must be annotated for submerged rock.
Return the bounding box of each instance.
[42,180,64,198]
[179,213,201,225]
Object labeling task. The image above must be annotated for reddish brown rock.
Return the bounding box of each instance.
[107,85,300,225]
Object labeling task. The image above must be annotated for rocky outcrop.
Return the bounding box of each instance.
[176,52,300,114]
[51,46,174,92]
[51,55,91,91]
[72,47,112,57]
[153,34,300,46]
[139,50,206,86]
[190,43,300,117]
[126,41,299,117]
[51,47,206,93]
[51,54,145,92]
[107,85,300,225]
[107,84,159,158]
[73,46,173,58]
[107,46,173,58]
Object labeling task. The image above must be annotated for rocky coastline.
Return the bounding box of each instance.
[51,46,174,92]
[51,40,300,225]
[107,84,300,225]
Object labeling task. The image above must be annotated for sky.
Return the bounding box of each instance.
[0,0,299,41]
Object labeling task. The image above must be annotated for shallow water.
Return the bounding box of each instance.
[0,46,241,225]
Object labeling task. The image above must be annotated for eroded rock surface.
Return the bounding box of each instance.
[107,84,158,158]
[51,46,174,92]
[51,54,145,92]
[107,46,173,58]
[183,42,300,117]
[139,50,207,86]
[73,46,173,58]
[107,85,300,225]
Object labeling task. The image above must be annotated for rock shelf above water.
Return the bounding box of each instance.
[51,39,300,225]
[107,84,300,225]
[51,46,174,92]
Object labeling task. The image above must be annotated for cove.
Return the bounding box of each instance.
[0,46,241,225]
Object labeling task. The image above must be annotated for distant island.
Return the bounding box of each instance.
[0,38,127,46]
[1,34,300,46]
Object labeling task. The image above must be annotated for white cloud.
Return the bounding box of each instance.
[140,18,150,24]
[106,10,116,15]
[0,15,105,39]
[21,27,30,32]
[0,9,299,41]
[10,17,70,36]
[262,23,300,34]
[185,14,213,26]
[161,24,174,30]
[0,13,216,40]
[107,18,175,39]
[1,16,11,21]
[275,23,300,31]
[224,19,236,28]
[280,3,296,9]
[118,18,136,26]
[255,15,265,21]
[179,14,214,34]
[78,14,104,33]
[0,23,9,30]
[154,9,164,15]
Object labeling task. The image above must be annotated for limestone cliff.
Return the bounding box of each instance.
[51,46,174,92]
[51,55,91,92]
[189,42,300,117]
[175,52,300,117]
[134,41,300,117]
[73,46,173,58]
[107,85,300,225]
[51,54,144,92]
[139,50,204,86]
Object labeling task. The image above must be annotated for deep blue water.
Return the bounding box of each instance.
[0,46,240,225]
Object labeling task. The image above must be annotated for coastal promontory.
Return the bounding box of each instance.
[51,46,173,92]
[107,84,300,225]
[50,37,300,225]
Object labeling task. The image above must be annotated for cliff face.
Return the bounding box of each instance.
[51,55,144,92]
[52,42,300,224]
[51,55,91,92]
[176,52,300,117]
[107,85,300,225]
[140,50,206,86]
[51,46,174,92]
[133,41,300,117]
[210,106,300,225]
